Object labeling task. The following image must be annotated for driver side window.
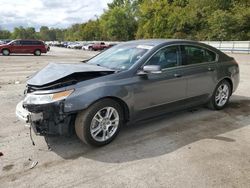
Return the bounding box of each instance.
[13,41,21,45]
[147,46,179,69]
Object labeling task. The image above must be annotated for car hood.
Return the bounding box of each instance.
[27,63,114,86]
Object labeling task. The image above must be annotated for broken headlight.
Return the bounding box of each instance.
[23,89,74,105]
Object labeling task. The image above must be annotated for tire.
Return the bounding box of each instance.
[208,80,231,110]
[34,49,41,56]
[75,99,123,146]
[2,49,10,56]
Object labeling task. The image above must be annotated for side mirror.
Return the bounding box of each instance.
[137,65,162,75]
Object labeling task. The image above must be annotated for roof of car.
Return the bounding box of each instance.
[14,39,43,41]
[122,39,224,55]
[125,39,196,46]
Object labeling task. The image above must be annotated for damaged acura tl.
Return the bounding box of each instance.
[16,39,239,146]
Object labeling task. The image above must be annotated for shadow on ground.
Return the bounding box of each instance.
[46,95,250,163]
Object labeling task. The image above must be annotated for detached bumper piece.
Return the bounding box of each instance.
[16,101,75,136]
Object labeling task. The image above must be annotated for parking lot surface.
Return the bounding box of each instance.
[0,47,250,188]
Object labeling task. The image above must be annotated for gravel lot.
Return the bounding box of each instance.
[0,47,250,188]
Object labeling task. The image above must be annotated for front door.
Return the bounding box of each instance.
[133,45,187,119]
[10,40,23,53]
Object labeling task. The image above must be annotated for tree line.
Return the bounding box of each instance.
[0,0,249,41]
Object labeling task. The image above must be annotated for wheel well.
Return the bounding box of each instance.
[34,49,41,52]
[96,97,130,122]
[222,78,233,95]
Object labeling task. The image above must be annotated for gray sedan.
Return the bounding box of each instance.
[16,39,239,146]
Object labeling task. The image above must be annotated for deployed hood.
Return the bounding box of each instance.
[27,63,114,86]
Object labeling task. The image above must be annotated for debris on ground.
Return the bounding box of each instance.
[13,120,19,123]
[0,152,3,157]
[30,161,38,169]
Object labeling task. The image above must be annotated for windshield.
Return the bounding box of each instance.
[7,40,15,45]
[87,44,152,70]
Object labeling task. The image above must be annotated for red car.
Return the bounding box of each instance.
[91,42,110,51]
[0,39,47,56]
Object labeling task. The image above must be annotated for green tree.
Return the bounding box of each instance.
[11,26,36,39]
[207,10,237,40]
[101,1,138,41]
[81,20,101,40]
[136,0,173,38]
[2,0,250,41]
[0,30,11,39]
[39,26,50,40]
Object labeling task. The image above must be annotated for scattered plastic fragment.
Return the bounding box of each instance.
[30,161,38,169]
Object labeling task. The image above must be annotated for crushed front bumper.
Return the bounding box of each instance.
[15,100,75,136]
[16,101,29,122]
[16,101,43,123]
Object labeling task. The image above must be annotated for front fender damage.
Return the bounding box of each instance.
[24,101,76,136]
[18,63,116,136]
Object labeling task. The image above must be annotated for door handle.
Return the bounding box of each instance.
[208,67,215,71]
[174,73,182,78]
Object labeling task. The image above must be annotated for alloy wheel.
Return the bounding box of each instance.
[215,83,229,107]
[90,107,119,142]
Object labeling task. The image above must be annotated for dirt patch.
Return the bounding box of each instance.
[3,164,14,171]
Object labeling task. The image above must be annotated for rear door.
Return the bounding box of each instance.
[20,40,31,53]
[179,45,218,101]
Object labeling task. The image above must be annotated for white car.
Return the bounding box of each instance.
[66,42,77,48]
[82,43,94,50]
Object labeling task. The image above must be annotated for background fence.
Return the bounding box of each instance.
[202,41,250,54]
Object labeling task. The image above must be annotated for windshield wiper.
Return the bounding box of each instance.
[80,59,89,63]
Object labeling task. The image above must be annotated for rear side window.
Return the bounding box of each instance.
[180,45,216,65]
[21,40,42,45]
[147,46,179,69]
[20,41,31,45]
[33,41,43,45]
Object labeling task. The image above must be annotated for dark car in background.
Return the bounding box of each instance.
[16,39,239,146]
[0,39,47,56]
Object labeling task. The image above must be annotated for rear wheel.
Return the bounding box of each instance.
[75,99,123,146]
[34,49,41,56]
[2,49,10,56]
[208,80,231,110]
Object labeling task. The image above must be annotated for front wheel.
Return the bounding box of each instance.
[208,80,231,110]
[75,99,123,146]
[2,49,10,56]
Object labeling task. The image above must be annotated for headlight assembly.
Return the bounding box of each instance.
[24,89,74,105]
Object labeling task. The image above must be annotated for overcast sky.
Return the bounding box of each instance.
[0,0,113,31]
